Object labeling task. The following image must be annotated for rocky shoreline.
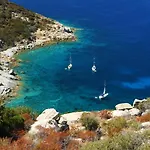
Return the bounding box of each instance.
[0,17,76,102]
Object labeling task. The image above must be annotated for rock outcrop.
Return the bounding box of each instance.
[29,108,69,135]
[112,103,141,117]
[115,103,133,110]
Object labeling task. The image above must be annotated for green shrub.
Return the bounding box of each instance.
[127,119,141,130]
[102,117,127,137]
[81,131,150,150]
[12,106,32,115]
[0,105,25,136]
[80,113,99,131]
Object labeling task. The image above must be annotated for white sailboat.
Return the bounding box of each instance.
[92,57,97,72]
[95,81,109,99]
[65,54,72,70]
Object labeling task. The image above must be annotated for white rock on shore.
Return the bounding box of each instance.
[115,103,133,110]
[112,110,130,117]
[29,109,83,135]
[0,70,18,96]
[29,108,60,135]
[129,108,141,116]
[61,112,84,125]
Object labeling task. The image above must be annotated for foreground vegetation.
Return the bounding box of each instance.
[81,130,150,150]
[0,104,37,137]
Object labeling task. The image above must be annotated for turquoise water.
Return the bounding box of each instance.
[7,0,150,113]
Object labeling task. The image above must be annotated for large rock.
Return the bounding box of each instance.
[133,99,147,107]
[61,112,84,125]
[115,103,133,110]
[36,108,59,121]
[29,109,60,135]
[112,110,130,117]
[64,27,73,33]
[129,108,141,116]
[9,69,16,76]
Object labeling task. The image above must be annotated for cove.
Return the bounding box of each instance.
[7,0,150,113]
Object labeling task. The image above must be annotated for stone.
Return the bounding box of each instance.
[115,103,133,110]
[36,108,59,121]
[141,122,150,128]
[58,122,69,132]
[112,110,130,117]
[59,116,67,124]
[61,112,84,125]
[64,27,73,33]
[9,69,16,76]
[129,108,141,116]
[142,109,150,116]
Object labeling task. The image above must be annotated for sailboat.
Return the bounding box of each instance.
[95,81,109,99]
[92,57,97,72]
[65,54,72,70]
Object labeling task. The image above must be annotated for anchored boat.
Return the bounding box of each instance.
[92,57,97,72]
[65,54,72,70]
[95,81,109,99]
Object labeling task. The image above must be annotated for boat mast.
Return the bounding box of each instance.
[69,53,72,64]
[103,81,106,94]
[93,57,95,66]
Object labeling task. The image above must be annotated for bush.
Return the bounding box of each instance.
[99,110,112,119]
[0,105,25,137]
[136,113,150,122]
[76,130,96,141]
[135,98,150,112]
[102,117,127,137]
[80,113,99,131]
[81,131,150,150]
[127,119,141,130]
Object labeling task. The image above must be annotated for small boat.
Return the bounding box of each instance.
[95,81,109,99]
[92,57,97,72]
[65,54,72,70]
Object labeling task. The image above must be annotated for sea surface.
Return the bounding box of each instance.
[7,0,150,113]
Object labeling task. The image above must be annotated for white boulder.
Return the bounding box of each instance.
[115,103,133,110]
[129,108,140,116]
[62,112,84,125]
[112,110,130,117]
[29,108,59,135]
[36,108,59,121]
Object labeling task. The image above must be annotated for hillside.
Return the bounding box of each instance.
[0,1,74,51]
[0,1,51,50]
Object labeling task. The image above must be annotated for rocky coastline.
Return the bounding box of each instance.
[0,16,76,102]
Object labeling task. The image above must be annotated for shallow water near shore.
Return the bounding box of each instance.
[7,0,150,113]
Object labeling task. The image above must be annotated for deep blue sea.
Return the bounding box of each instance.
[7,0,150,113]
